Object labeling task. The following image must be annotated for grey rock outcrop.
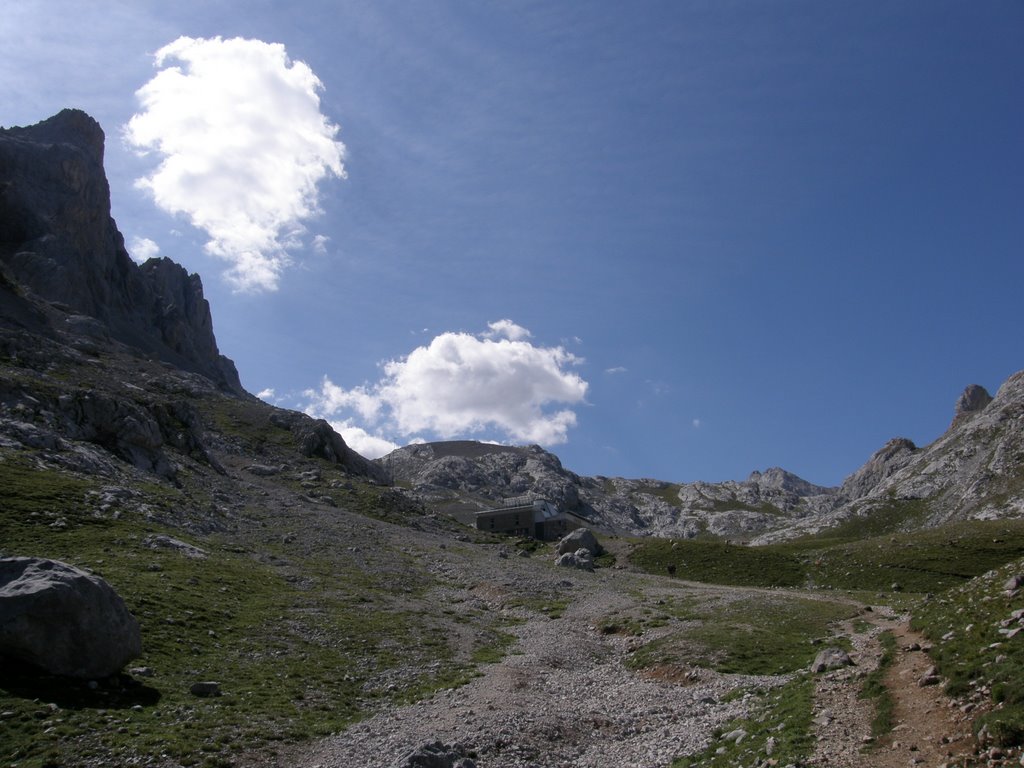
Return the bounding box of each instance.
[555,548,595,572]
[557,528,601,556]
[951,384,993,429]
[268,410,386,481]
[839,437,919,502]
[0,110,242,394]
[754,370,1024,543]
[810,647,853,674]
[0,556,141,678]
[395,741,476,768]
[381,440,838,540]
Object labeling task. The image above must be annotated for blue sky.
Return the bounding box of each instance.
[3,1,1022,486]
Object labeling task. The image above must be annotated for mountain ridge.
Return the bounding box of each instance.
[381,373,1024,541]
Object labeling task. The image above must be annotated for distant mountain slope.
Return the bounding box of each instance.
[382,440,838,539]
[383,371,1024,541]
[752,373,1024,542]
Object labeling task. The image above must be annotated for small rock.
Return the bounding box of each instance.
[1003,574,1024,592]
[811,647,853,674]
[189,681,221,697]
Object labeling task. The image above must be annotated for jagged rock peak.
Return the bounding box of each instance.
[0,108,105,164]
[0,110,243,394]
[952,384,993,429]
[746,467,834,496]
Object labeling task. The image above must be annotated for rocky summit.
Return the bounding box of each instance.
[2,110,1023,768]
[0,109,242,393]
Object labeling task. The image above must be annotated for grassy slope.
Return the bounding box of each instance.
[0,446,508,768]
[629,507,1024,756]
[911,556,1024,748]
[630,515,1024,595]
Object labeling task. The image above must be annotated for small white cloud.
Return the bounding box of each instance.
[605,366,627,375]
[304,321,588,447]
[692,418,702,429]
[483,319,531,341]
[124,36,346,293]
[256,388,276,401]
[311,234,330,254]
[129,236,160,264]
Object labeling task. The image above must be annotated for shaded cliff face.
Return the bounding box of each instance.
[0,110,382,486]
[0,109,242,394]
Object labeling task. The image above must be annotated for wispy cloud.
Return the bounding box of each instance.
[304,321,589,454]
[605,366,627,375]
[124,36,345,292]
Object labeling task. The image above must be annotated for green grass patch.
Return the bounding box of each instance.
[470,629,518,664]
[911,555,1024,747]
[859,630,897,739]
[627,593,857,676]
[0,458,501,767]
[672,676,815,767]
[629,538,805,588]
[629,518,1024,597]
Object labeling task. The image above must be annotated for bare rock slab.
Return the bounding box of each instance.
[0,557,141,678]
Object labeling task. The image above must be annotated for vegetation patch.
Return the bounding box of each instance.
[910,555,1024,747]
[858,630,897,739]
[629,539,805,588]
[0,458,505,767]
[629,519,1024,597]
[672,676,815,767]
[627,593,856,676]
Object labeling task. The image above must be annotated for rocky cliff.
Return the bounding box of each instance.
[0,109,241,393]
[0,110,381,486]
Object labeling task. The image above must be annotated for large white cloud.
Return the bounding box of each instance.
[124,36,345,292]
[304,320,588,452]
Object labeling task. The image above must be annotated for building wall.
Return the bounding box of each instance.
[476,508,533,536]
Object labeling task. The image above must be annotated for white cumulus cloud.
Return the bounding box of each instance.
[129,236,160,263]
[304,321,588,450]
[329,421,399,460]
[124,36,346,293]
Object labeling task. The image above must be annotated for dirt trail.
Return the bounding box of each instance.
[810,615,979,768]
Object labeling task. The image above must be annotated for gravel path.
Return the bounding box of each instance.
[280,560,782,768]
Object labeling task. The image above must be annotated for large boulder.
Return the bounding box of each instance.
[555,548,595,572]
[0,557,141,678]
[557,527,601,556]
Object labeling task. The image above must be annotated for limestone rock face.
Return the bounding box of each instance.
[754,370,1024,543]
[382,440,837,539]
[268,410,386,481]
[839,437,919,502]
[0,556,141,678]
[951,384,993,429]
[0,109,242,393]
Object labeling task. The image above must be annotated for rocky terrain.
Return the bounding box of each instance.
[382,370,1024,543]
[1,110,1023,768]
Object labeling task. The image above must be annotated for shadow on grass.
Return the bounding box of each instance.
[0,656,161,710]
